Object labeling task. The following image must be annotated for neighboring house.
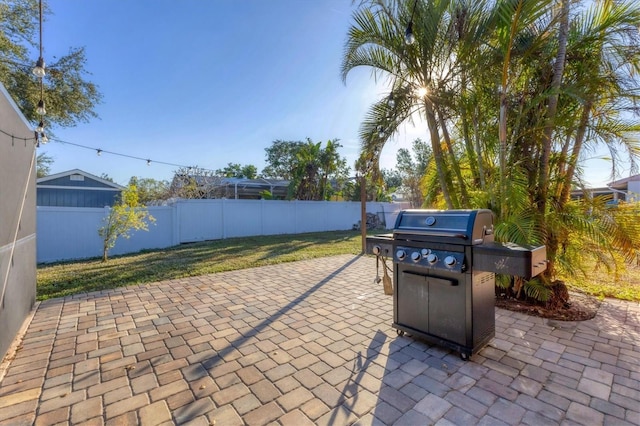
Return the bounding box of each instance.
[170,174,289,200]
[37,169,125,207]
[571,174,640,204]
[608,174,640,203]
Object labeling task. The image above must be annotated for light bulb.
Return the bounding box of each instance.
[40,133,48,144]
[405,22,415,45]
[32,57,46,78]
[36,99,46,115]
[147,159,151,166]
[387,93,395,108]
[377,125,385,138]
[36,121,44,133]
[97,149,102,156]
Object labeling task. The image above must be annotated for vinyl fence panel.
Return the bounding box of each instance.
[37,207,105,262]
[37,200,409,263]
[177,200,224,242]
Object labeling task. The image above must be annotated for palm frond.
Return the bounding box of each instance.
[523,278,552,302]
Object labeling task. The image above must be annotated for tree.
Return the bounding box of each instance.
[241,165,258,180]
[98,184,155,262]
[262,140,306,180]
[169,167,224,199]
[396,139,432,207]
[215,163,258,179]
[128,176,170,204]
[0,1,102,127]
[36,152,53,177]
[263,138,350,200]
[381,168,402,192]
[342,0,640,303]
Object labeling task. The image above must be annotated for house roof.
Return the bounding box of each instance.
[609,174,640,189]
[37,169,126,190]
[170,174,290,199]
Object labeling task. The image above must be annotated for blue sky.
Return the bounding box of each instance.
[39,0,617,187]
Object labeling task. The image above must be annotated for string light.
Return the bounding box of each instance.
[33,0,47,131]
[32,0,46,77]
[36,99,46,115]
[2,127,217,173]
[405,0,418,45]
[32,57,46,78]
[405,22,415,45]
[0,128,39,147]
[48,136,202,171]
[387,93,395,108]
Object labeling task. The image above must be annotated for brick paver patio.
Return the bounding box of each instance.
[0,254,638,425]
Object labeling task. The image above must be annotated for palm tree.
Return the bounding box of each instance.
[342,0,464,208]
[343,0,640,302]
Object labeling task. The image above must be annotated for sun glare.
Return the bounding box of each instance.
[415,86,428,97]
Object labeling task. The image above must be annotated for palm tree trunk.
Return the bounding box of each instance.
[538,0,569,214]
[554,132,573,199]
[499,90,508,216]
[460,75,479,185]
[559,100,592,206]
[424,102,454,209]
[437,108,469,207]
[472,106,486,191]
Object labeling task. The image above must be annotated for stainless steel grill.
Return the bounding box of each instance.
[367,209,547,359]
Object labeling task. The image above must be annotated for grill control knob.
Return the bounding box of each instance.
[444,256,457,267]
[396,250,406,261]
[421,248,431,256]
[410,252,421,262]
[426,253,438,264]
[372,245,381,255]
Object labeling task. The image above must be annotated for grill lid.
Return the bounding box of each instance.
[393,209,495,245]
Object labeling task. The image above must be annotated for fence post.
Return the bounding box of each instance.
[222,198,226,239]
[172,202,180,245]
[260,199,264,236]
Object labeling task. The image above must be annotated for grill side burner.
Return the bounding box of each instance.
[367,209,547,359]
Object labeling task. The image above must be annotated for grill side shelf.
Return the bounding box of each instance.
[365,234,393,257]
[473,242,547,279]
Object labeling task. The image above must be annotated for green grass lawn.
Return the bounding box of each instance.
[561,260,640,302]
[38,230,640,302]
[37,231,362,300]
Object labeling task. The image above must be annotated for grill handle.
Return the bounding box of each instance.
[474,225,494,244]
[395,230,468,240]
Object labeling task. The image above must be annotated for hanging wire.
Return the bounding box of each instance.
[0,128,213,172]
[38,0,43,61]
[50,136,202,171]
[0,128,37,143]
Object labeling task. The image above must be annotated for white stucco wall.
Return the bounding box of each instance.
[0,84,37,361]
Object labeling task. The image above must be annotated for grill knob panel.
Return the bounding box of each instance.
[396,250,406,261]
[410,252,421,262]
[426,253,438,264]
[444,256,456,267]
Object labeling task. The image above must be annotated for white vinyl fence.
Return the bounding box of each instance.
[37,199,408,263]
